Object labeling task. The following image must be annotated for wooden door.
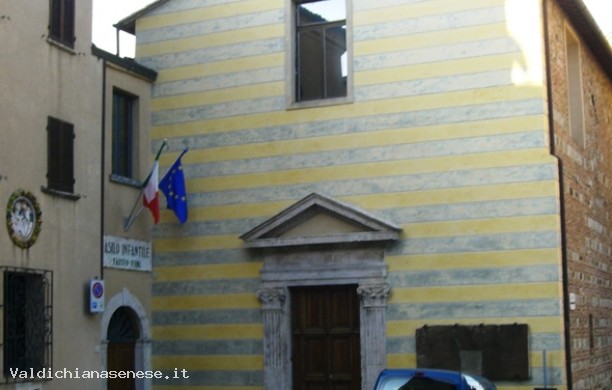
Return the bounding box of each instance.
[107,342,136,390]
[291,285,361,390]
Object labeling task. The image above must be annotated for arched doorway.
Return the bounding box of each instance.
[101,288,151,390]
[107,306,140,390]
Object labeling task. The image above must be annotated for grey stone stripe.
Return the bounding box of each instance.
[185,164,556,207]
[153,249,250,267]
[387,299,561,320]
[354,37,520,71]
[354,7,506,40]
[155,98,544,153]
[152,308,262,326]
[388,264,561,288]
[139,9,284,45]
[152,96,284,125]
[391,231,559,256]
[153,279,260,296]
[355,70,513,101]
[154,66,284,97]
[138,37,284,70]
[153,197,557,238]
[144,0,242,17]
[182,131,546,179]
[154,339,262,355]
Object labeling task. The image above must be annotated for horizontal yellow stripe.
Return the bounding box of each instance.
[387,316,564,336]
[181,181,557,223]
[152,85,545,139]
[152,82,284,111]
[354,0,504,25]
[355,23,508,56]
[155,263,261,281]
[153,355,263,371]
[387,351,564,370]
[188,149,553,192]
[152,294,259,311]
[355,53,521,86]
[388,248,561,271]
[154,234,242,252]
[157,53,284,83]
[137,0,280,31]
[139,24,283,57]
[161,115,546,166]
[153,324,263,340]
[347,181,558,211]
[401,215,559,239]
[389,282,561,304]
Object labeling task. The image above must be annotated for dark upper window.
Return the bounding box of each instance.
[49,0,75,47]
[2,269,53,378]
[112,90,137,179]
[47,116,75,193]
[295,0,347,102]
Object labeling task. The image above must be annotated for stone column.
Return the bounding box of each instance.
[257,287,289,390]
[358,283,391,390]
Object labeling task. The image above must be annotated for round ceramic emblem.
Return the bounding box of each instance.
[6,189,42,249]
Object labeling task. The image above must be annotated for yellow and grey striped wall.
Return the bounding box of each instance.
[134,0,566,389]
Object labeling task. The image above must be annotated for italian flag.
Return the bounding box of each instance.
[142,160,160,224]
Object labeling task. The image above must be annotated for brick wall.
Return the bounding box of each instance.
[547,1,612,389]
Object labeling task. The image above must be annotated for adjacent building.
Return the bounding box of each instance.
[1,1,156,389]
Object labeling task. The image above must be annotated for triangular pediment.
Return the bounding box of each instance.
[240,193,401,248]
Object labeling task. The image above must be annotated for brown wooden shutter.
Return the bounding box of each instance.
[47,117,74,193]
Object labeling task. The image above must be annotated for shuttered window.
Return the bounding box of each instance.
[47,117,75,193]
[112,90,136,179]
[49,0,75,47]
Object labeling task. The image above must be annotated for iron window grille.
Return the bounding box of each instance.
[0,267,53,384]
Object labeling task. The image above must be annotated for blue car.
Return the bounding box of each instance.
[374,368,497,390]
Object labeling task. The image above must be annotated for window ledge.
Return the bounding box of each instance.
[46,37,76,54]
[41,186,81,200]
[287,95,353,110]
[110,174,141,188]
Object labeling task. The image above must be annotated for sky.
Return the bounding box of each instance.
[92,0,612,58]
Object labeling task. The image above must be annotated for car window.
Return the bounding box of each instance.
[397,377,457,390]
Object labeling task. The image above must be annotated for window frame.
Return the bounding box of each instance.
[46,116,75,195]
[1,267,53,383]
[49,0,75,48]
[111,88,139,182]
[286,0,353,109]
[565,25,585,147]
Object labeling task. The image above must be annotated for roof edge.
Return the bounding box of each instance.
[91,45,158,81]
[556,0,612,81]
[114,0,170,35]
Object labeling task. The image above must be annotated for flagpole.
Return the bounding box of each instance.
[123,140,168,231]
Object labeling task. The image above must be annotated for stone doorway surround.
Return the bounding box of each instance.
[240,193,401,390]
[100,288,151,390]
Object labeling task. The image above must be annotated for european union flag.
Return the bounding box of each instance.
[160,149,188,223]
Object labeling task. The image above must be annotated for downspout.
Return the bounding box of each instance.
[542,1,573,388]
[100,57,107,279]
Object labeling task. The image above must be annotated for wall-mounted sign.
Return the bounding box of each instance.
[6,189,42,249]
[103,235,152,271]
[89,279,105,313]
